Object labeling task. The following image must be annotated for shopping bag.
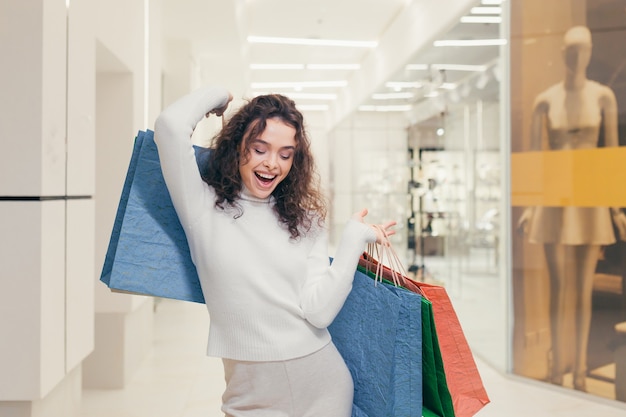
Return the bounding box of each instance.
[329,268,423,417]
[410,280,489,417]
[100,130,210,303]
[360,251,490,417]
[421,296,455,417]
[357,257,453,417]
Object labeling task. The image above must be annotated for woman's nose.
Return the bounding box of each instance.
[264,155,277,170]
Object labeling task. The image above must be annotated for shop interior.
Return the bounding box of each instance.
[327,0,507,371]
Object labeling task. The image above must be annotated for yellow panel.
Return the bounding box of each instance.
[511,147,626,207]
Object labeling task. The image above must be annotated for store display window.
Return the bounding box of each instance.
[510,0,626,403]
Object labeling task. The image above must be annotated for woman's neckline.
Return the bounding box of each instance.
[239,186,273,204]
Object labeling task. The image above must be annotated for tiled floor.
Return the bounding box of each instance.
[80,291,626,417]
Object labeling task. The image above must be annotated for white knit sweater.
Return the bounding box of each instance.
[154,86,376,361]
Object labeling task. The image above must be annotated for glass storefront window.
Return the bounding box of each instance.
[329,0,508,371]
[510,0,626,403]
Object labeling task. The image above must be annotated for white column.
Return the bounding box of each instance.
[0,1,95,416]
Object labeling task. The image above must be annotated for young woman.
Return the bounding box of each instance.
[154,86,396,416]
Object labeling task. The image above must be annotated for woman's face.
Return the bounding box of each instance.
[239,117,297,199]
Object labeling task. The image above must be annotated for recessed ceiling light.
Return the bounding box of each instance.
[253,92,337,100]
[249,63,361,71]
[250,64,305,70]
[358,105,412,112]
[297,104,330,111]
[439,82,458,90]
[306,64,361,70]
[372,92,415,100]
[433,39,507,46]
[481,0,503,5]
[470,6,502,14]
[250,81,348,89]
[406,64,488,71]
[247,36,377,48]
[385,81,423,90]
[460,16,502,23]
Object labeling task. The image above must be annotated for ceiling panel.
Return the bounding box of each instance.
[160,0,502,119]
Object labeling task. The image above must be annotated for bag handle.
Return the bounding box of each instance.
[366,225,408,287]
[363,225,429,297]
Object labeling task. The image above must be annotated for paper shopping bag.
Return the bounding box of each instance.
[421,296,455,417]
[358,258,453,417]
[100,130,209,303]
[410,280,489,417]
[360,252,490,417]
[329,268,422,417]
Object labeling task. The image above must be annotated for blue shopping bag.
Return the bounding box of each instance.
[100,130,209,303]
[329,269,423,417]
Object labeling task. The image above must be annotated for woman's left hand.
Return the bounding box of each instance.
[353,208,397,245]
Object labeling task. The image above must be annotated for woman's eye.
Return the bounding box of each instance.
[280,153,293,160]
[253,148,265,155]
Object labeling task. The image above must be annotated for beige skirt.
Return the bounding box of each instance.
[528,206,615,245]
[221,341,353,417]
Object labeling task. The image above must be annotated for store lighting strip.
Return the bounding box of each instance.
[406,64,488,72]
[253,92,338,100]
[481,0,503,5]
[460,16,502,23]
[247,36,377,48]
[307,64,361,70]
[434,39,507,46]
[297,104,330,111]
[250,63,361,70]
[250,64,305,70]
[371,92,415,100]
[358,105,412,112]
[251,81,348,89]
[385,81,423,90]
[440,82,458,90]
[470,6,502,14]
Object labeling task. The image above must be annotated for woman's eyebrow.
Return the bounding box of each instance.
[251,138,295,151]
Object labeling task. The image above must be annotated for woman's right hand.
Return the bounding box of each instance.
[206,92,233,118]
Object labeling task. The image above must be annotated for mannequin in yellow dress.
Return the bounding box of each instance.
[518,25,626,391]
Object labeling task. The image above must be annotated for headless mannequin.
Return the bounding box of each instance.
[518,26,626,391]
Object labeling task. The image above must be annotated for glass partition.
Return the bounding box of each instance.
[329,0,508,371]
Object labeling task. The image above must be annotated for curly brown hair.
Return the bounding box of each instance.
[202,94,327,239]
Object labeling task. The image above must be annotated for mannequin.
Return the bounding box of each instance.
[518,25,626,392]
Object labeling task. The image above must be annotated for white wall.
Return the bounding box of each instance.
[0,0,162,415]
[0,0,95,406]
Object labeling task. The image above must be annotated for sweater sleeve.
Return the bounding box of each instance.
[153,86,230,229]
[300,219,377,328]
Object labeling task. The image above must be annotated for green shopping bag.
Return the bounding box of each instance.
[421,297,455,417]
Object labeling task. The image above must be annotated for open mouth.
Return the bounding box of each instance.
[255,172,277,186]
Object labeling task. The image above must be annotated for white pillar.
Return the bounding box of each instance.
[0,1,95,416]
